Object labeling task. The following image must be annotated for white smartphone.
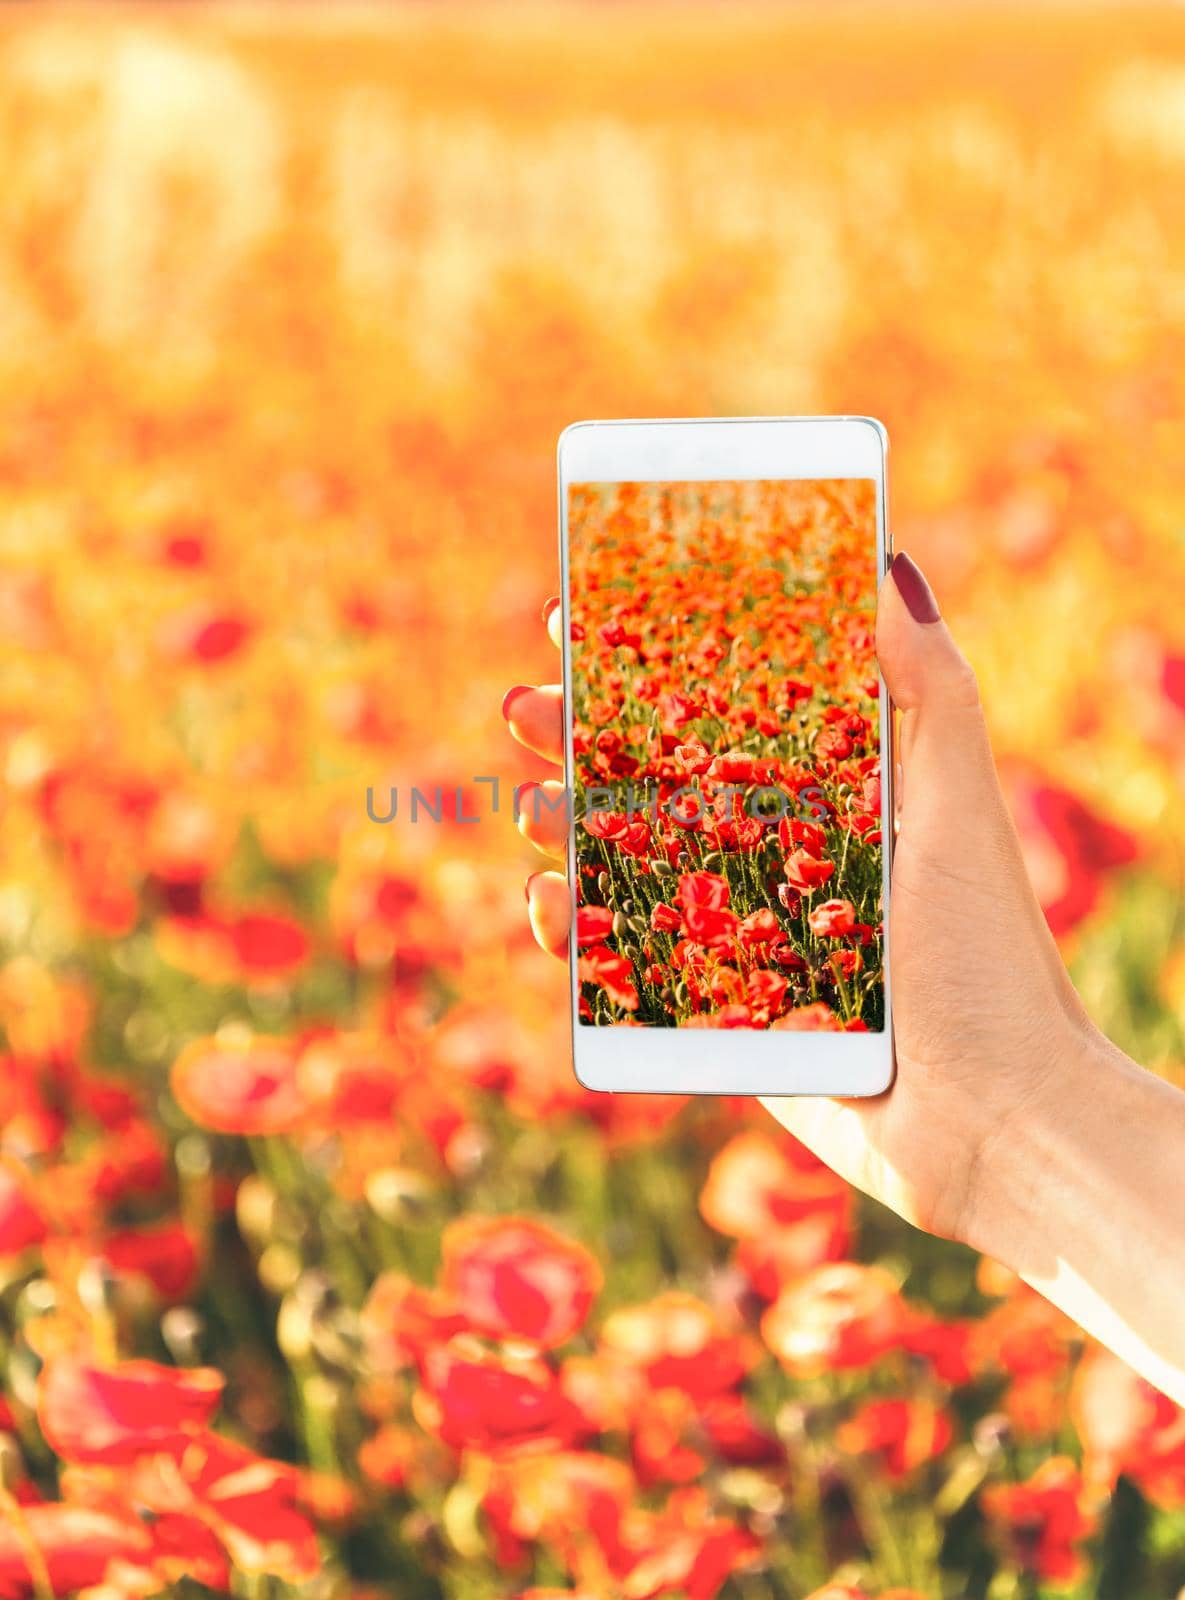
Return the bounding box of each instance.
[556,417,894,1096]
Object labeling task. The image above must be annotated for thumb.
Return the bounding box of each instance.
[876,552,980,718]
[877,551,1004,821]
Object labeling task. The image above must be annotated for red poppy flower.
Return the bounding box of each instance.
[102,1220,201,1300]
[621,1499,760,1600]
[808,898,857,937]
[128,1432,320,1580]
[440,1215,602,1348]
[0,1504,151,1599]
[701,1393,783,1466]
[1071,1347,1185,1506]
[778,817,829,856]
[578,945,640,1011]
[416,1338,587,1456]
[228,911,311,976]
[360,1272,466,1373]
[902,1315,975,1386]
[771,1003,844,1031]
[682,904,740,948]
[738,908,784,947]
[677,872,729,913]
[1011,778,1139,936]
[600,1292,754,1403]
[650,901,682,934]
[170,1034,309,1136]
[38,1358,224,1464]
[761,1263,908,1377]
[0,1159,48,1258]
[584,810,631,841]
[981,1457,1096,1584]
[836,1397,954,1480]
[784,849,835,891]
[673,742,713,776]
[814,727,853,762]
[630,1389,706,1486]
[737,1214,852,1299]
[560,1352,647,1436]
[708,752,760,783]
[576,906,615,947]
[700,1130,849,1240]
[484,1452,634,1579]
[746,968,788,1021]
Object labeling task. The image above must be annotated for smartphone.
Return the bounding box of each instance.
[556,417,893,1095]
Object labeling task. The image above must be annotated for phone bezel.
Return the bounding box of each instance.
[557,416,894,1096]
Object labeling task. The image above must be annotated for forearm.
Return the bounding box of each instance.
[965,1026,1185,1406]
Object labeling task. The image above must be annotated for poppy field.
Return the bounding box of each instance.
[570,479,884,1031]
[1,7,1185,1600]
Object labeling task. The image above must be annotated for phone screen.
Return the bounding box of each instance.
[567,477,884,1032]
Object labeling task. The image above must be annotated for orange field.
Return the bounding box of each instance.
[0,7,1184,1599]
[570,479,884,1030]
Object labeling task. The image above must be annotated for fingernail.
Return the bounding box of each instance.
[501,684,532,721]
[542,596,560,624]
[525,870,542,904]
[890,552,941,624]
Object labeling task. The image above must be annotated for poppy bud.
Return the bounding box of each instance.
[260,1243,303,1297]
[15,1279,56,1326]
[161,1306,206,1366]
[78,1259,119,1318]
[277,1291,315,1362]
[973,1413,1012,1456]
[235,1174,278,1245]
[364,1167,433,1224]
[612,911,629,939]
[597,871,611,895]
[311,1310,363,1373]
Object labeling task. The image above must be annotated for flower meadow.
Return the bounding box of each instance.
[0,9,1185,1600]
[570,480,884,1031]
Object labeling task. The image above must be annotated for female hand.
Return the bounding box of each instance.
[504,552,1185,1403]
[505,554,1087,1239]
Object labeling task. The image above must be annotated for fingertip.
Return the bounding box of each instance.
[501,684,533,722]
[888,551,941,624]
[516,779,569,858]
[526,869,571,959]
[547,605,564,650]
[505,685,565,765]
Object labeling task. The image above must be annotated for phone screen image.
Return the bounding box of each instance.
[567,477,884,1032]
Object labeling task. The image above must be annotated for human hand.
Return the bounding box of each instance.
[502,556,1100,1249]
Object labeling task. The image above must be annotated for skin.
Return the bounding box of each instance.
[506,554,1185,1406]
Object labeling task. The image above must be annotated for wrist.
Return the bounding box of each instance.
[954,1015,1120,1265]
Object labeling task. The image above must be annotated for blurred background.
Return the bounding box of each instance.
[1,5,1184,1599]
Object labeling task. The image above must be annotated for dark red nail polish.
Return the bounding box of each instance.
[890,552,941,624]
[542,596,560,624]
[501,684,532,720]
